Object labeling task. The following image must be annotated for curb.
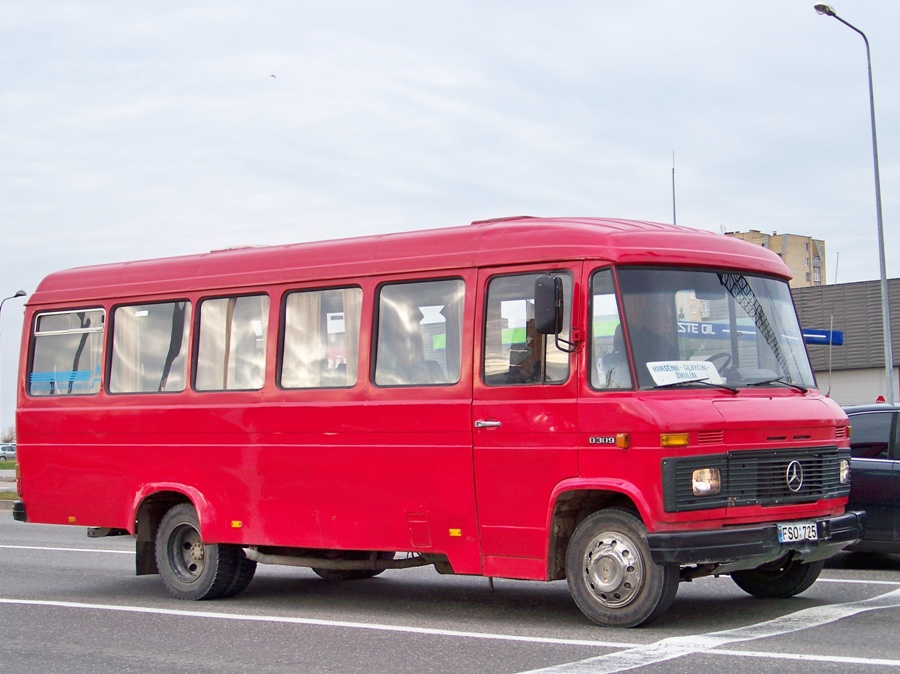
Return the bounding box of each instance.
[1,479,17,510]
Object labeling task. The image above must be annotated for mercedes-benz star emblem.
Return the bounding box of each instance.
[785,460,804,493]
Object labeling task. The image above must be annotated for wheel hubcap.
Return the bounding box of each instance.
[582,530,644,608]
[170,523,206,582]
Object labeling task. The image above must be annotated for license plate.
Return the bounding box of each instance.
[778,521,819,543]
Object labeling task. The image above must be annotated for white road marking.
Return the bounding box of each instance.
[0,544,133,555]
[1,591,899,671]
[817,576,900,586]
[0,598,638,649]
[709,648,900,667]
[518,588,900,673]
[3,542,900,670]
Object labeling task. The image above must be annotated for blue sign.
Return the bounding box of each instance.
[803,329,844,346]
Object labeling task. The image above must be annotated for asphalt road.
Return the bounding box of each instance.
[1,513,899,673]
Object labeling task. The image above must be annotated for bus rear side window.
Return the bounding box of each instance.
[281,287,362,388]
[195,295,269,391]
[110,301,192,393]
[29,309,105,396]
[374,279,465,386]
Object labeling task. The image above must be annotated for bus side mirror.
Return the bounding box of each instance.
[534,275,563,335]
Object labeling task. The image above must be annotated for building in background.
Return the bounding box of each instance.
[793,278,900,405]
[726,230,826,288]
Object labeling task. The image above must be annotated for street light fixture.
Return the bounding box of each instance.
[814,4,894,404]
[0,289,27,433]
[0,290,26,310]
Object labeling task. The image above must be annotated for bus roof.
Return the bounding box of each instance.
[29,217,790,305]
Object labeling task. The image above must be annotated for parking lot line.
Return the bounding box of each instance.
[519,588,900,673]
[0,544,133,555]
[0,597,638,649]
[3,542,899,672]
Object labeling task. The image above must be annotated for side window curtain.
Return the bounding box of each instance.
[281,287,362,388]
[196,294,270,391]
[483,272,573,386]
[374,279,465,387]
[590,269,633,389]
[110,301,192,393]
[29,310,105,396]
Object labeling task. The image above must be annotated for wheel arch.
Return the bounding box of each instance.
[545,480,652,581]
[133,486,207,576]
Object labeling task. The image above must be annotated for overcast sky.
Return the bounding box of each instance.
[2,1,899,428]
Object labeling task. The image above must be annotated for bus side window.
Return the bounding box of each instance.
[110,301,191,393]
[280,287,362,389]
[28,309,105,396]
[483,272,573,386]
[195,294,270,391]
[374,279,464,387]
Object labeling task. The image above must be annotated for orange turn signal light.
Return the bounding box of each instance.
[660,433,690,448]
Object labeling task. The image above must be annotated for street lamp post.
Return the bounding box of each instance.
[0,290,27,434]
[814,4,895,404]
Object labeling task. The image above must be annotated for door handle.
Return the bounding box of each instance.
[475,419,502,429]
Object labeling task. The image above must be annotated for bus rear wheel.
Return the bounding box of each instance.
[155,503,255,600]
[566,509,679,627]
[731,558,824,598]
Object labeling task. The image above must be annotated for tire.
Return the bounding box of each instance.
[221,551,257,598]
[155,503,254,600]
[566,509,679,627]
[312,551,395,581]
[731,558,824,598]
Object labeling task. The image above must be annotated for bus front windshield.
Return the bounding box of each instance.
[591,267,816,391]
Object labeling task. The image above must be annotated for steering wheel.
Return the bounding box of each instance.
[706,351,732,375]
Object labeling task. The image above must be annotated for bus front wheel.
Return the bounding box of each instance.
[155,503,255,600]
[566,509,679,627]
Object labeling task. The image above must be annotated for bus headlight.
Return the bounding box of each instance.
[692,467,721,496]
[840,459,851,484]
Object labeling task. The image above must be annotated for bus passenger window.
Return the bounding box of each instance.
[483,272,572,386]
[110,301,191,393]
[281,287,362,388]
[591,269,632,389]
[195,295,269,391]
[28,309,105,396]
[374,279,464,387]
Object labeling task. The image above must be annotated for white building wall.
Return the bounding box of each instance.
[814,367,899,405]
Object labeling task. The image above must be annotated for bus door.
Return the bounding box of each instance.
[473,264,581,579]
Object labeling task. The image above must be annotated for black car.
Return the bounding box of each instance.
[844,404,900,553]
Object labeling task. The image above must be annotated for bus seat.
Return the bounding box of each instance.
[419,360,447,384]
[597,325,632,389]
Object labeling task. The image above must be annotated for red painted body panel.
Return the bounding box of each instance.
[28,218,789,304]
[15,217,848,584]
[574,390,849,531]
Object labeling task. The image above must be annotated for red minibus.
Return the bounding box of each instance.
[14,216,862,627]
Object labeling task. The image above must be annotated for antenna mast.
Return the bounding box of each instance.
[671,151,677,225]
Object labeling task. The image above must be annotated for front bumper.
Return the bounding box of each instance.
[647,510,865,569]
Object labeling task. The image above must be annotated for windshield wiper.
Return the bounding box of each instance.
[746,377,808,393]
[655,377,739,394]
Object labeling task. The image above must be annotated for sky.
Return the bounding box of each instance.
[2,1,900,430]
